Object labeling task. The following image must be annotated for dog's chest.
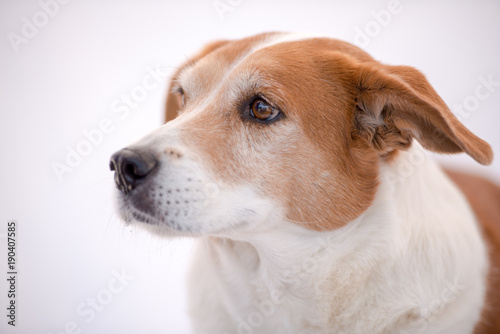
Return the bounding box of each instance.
[188,238,328,333]
[229,277,323,333]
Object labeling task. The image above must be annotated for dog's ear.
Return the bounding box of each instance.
[165,40,230,123]
[353,63,493,165]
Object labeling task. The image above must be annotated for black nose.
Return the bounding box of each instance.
[109,148,158,194]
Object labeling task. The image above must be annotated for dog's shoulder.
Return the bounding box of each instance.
[445,169,500,333]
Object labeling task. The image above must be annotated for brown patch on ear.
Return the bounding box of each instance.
[354,63,493,165]
[164,40,230,123]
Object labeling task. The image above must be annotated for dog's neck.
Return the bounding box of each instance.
[190,143,488,333]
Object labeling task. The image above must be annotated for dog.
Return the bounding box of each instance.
[109,32,500,333]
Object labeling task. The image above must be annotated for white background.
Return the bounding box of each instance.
[0,1,499,333]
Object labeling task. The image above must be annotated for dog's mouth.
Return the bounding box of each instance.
[113,168,221,234]
[116,199,188,237]
[121,205,162,226]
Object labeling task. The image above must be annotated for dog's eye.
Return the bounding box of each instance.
[250,98,280,122]
[173,86,186,108]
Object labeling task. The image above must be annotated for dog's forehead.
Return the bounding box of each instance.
[179,34,318,85]
[178,33,372,99]
[177,33,277,88]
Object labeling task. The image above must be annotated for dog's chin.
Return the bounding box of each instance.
[116,202,256,239]
[112,183,275,238]
[113,193,192,237]
[117,207,193,238]
[114,197,237,238]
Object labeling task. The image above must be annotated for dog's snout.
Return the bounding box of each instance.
[110,148,158,193]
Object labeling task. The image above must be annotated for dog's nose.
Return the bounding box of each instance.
[109,148,158,193]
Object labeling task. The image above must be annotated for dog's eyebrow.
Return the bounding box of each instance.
[170,80,183,95]
[175,65,200,98]
[174,55,205,91]
[229,70,263,92]
[177,66,193,86]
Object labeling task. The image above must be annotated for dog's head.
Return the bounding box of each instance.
[110,32,493,237]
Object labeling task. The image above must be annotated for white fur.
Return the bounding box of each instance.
[187,142,488,334]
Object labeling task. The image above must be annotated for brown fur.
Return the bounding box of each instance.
[446,170,500,334]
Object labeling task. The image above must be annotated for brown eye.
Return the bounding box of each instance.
[178,88,186,107]
[250,98,280,121]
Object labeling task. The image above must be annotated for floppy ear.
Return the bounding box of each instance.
[353,63,493,165]
[165,40,230,123]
